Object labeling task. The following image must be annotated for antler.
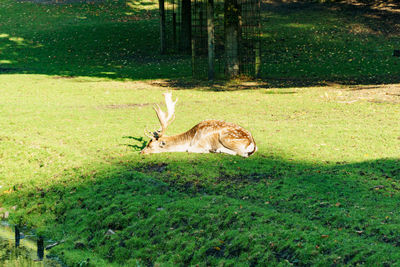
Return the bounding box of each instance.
[152,92,178,138]
[144,128,155,139]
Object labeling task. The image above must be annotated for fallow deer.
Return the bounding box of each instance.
[141,92,257,157]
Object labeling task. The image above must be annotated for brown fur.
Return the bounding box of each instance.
[141,120,257,157]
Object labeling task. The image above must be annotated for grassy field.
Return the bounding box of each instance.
[0,0,400,266]
[260,1,400,86]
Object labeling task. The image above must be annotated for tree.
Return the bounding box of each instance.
[207,0,215,80]
[224,0,240,78]
[180,0,192,53]
[159,0,166,54]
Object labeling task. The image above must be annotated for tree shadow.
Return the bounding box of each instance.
[1,0,400,88]
[2,151,400,265]
[256,1,400,88]
[328,0,400,35]
[0,0,191,80]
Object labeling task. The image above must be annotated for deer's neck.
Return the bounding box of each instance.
[163,127,197,151]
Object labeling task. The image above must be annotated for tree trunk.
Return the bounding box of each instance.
[173,12,177,50]
[159,0,166,54]
[181,0,192,53]
[207,0,214,80]
[224,0,240,78]
[255,0,261,77]
[191,39,196,77]
[255,41,260,78]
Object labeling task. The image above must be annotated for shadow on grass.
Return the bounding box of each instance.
[2,151,400,265]
[1,0,400,88]
[121,136,147,151]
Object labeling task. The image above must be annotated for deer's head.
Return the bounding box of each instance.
[141,92,178,155]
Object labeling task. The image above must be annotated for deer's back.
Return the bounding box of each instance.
[191,120,254,142]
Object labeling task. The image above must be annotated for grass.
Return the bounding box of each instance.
[0,0,400,266]
[259,2,400,86]
[0,0,190,80]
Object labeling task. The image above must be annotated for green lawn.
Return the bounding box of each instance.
[0,0,400,266]
[260,2,400,86]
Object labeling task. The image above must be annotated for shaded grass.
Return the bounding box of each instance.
[4,155,400,265]
[0,0,191,80]
[0,0,400,84]
[259,2,400,86]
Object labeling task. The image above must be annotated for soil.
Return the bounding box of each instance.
[342,84,400,104]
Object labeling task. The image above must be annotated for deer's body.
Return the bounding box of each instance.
[141,120,257,157]
[141,93,257,157]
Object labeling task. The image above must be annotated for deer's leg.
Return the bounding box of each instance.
[218,133,250,157]
[187,137,212,154]
[188,132,219,154]
[215,146,238,155]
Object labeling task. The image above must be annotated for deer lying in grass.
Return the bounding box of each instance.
[141,92,257,157]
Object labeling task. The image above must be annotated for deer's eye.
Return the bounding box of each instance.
[160,141,166,147]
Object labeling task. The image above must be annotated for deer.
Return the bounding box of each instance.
[141,92,257,157]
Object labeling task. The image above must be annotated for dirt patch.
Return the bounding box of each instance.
[334,84,400,104]
[348,23,378,35]
[332,0,400,36]
[102,103,155,109]
[343,0,400,14]
[264,0,400,37]
[150,79,271,91]
[141,163,168,173]
[53,76,75,79]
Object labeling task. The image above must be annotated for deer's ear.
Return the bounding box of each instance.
[153,131,161,140]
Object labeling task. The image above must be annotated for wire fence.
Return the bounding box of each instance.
[164,0,261,79]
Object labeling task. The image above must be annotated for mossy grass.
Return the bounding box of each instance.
[0,0,399,265]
